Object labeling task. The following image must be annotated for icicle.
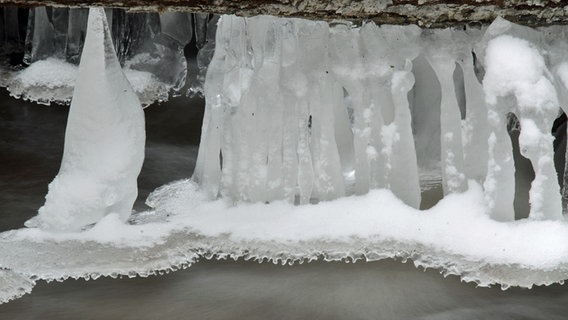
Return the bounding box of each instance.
[189,15,219,97]
[192,16,230,199]
[279,20,301,203]
[481,18,562,221]
[65,8,88,64]
[1,7,25,57]
[329,23,378,195]
[304,22,344,201]
[26,8,145,232]
[457,28,489,184]
[424,29,467,195]
[194,13,210,50]
[556,65,568,213]
[378,25,421,208]
[51,8,68,58]
[159,12,193,46]
[546,26,568,215]
[23,7,55,64]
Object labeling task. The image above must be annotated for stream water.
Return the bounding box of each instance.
[1,89,568,319]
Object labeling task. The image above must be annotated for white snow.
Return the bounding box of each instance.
[3,179,568,288]
[484,35,557,112]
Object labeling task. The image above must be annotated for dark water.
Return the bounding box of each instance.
[1,89,568,319]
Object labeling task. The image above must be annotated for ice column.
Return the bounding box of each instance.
[195,15,420,207]
[330,23,382,196]
[23,7,55,64]
[66,8,88,64]
[546,26,568,214]
[298,21,345,202]
[483,32,562,220]
[379,25,421,208]
[0,7,25,57]
[457,29,489,184]
[424,30,467,195]
[27,8,145,232]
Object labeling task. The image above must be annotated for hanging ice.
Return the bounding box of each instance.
[25,7,145,232]
[4,7,202,105]
[480,18,562,221]
[193,16,421,207]
[424,29,467,194]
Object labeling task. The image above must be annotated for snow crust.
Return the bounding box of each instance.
[3,179,568,304]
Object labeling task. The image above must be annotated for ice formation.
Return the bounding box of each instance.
[4,8,568,303]
[0,7,201,105]
[193,15,568,222]
[25,8,145,232]
[194,17,423,207]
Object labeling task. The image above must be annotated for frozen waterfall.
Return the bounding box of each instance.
[4,7,568,304]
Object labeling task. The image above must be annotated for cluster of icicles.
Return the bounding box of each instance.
[194,15,568,222]
[0,7,218,104]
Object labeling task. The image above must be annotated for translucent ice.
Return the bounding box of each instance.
[194,16,420,207]
[26,8,145,232]
[424,29,467,195]
[6,8,195,105]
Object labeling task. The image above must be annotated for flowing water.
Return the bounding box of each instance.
[1,89,568,319]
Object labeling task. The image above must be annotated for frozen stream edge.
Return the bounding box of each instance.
[2,180,568,303]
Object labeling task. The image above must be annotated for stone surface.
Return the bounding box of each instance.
[0,0,567,27]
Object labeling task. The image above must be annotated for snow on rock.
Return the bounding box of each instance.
[25,8,145,232]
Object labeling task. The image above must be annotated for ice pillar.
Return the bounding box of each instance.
[483,34,562,221]
[27,8,145,232]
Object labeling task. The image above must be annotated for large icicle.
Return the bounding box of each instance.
[457,28,489,184]
[26,8,145,232]
[380,25,421,209]
[424,29,467,195]
[23,7,55,64]
[481,18,562,221]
